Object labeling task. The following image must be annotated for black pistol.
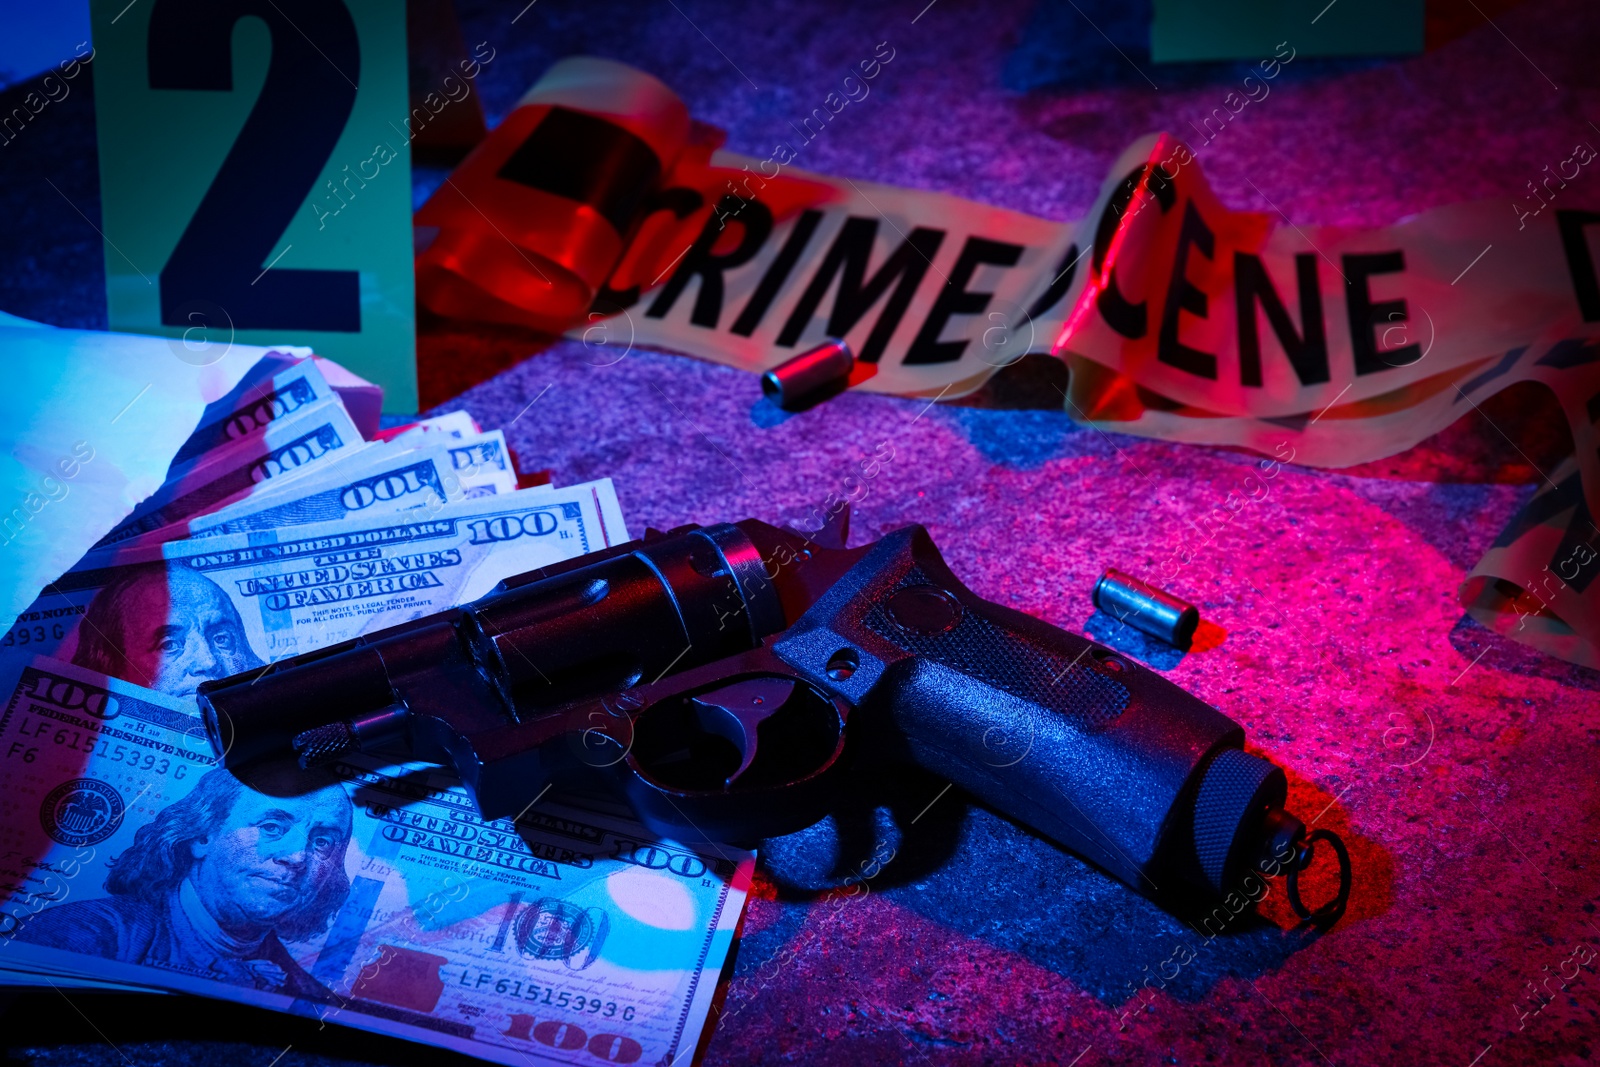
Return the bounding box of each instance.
[197,514,1350,922]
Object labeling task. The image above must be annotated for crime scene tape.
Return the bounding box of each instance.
[415,57,1600,669]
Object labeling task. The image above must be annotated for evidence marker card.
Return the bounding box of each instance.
[88,0,418,413]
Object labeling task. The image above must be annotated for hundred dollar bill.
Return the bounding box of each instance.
[167,357,335,475]
[5,481,627,698]
[99,397,366,548]
[0,656,752,1066]
[449,431,519,498]
[269,427,517,503]
[377,410,480,446]
[179,442,466,540]
[368,415,516,496]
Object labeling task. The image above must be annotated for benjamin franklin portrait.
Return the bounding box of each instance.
[72,561,265,698]
[17,765,353,999]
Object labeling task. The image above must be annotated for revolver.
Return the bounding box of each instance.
[198,514,1350,921]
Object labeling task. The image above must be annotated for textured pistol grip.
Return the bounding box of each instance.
[774,526,1245,898]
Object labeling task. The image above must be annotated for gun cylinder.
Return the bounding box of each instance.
[466,523,783,710]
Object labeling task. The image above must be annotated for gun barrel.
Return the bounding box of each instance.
[198,614,465,769]
[198,522,786,772]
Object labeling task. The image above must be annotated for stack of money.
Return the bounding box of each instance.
[0,356,752,1067]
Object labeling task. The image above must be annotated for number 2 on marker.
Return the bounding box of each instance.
[147,0,361,332]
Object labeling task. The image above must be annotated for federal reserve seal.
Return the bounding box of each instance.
[40,778,126,847]
[515,898,609,969]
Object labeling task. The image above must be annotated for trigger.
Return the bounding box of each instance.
[690,678,795,787]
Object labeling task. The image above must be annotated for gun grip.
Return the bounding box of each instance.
[771,526,1257,899]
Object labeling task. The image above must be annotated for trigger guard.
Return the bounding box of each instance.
[624,671,846,794]
[604,647,852,844]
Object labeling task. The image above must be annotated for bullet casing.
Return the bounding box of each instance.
[761,339,854,409]
[1093,568,1200,649]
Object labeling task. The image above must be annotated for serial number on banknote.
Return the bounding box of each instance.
[5,709,208,779]
[458,969,640,1021]
[4,729,198,780]
[2,622,72,649]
